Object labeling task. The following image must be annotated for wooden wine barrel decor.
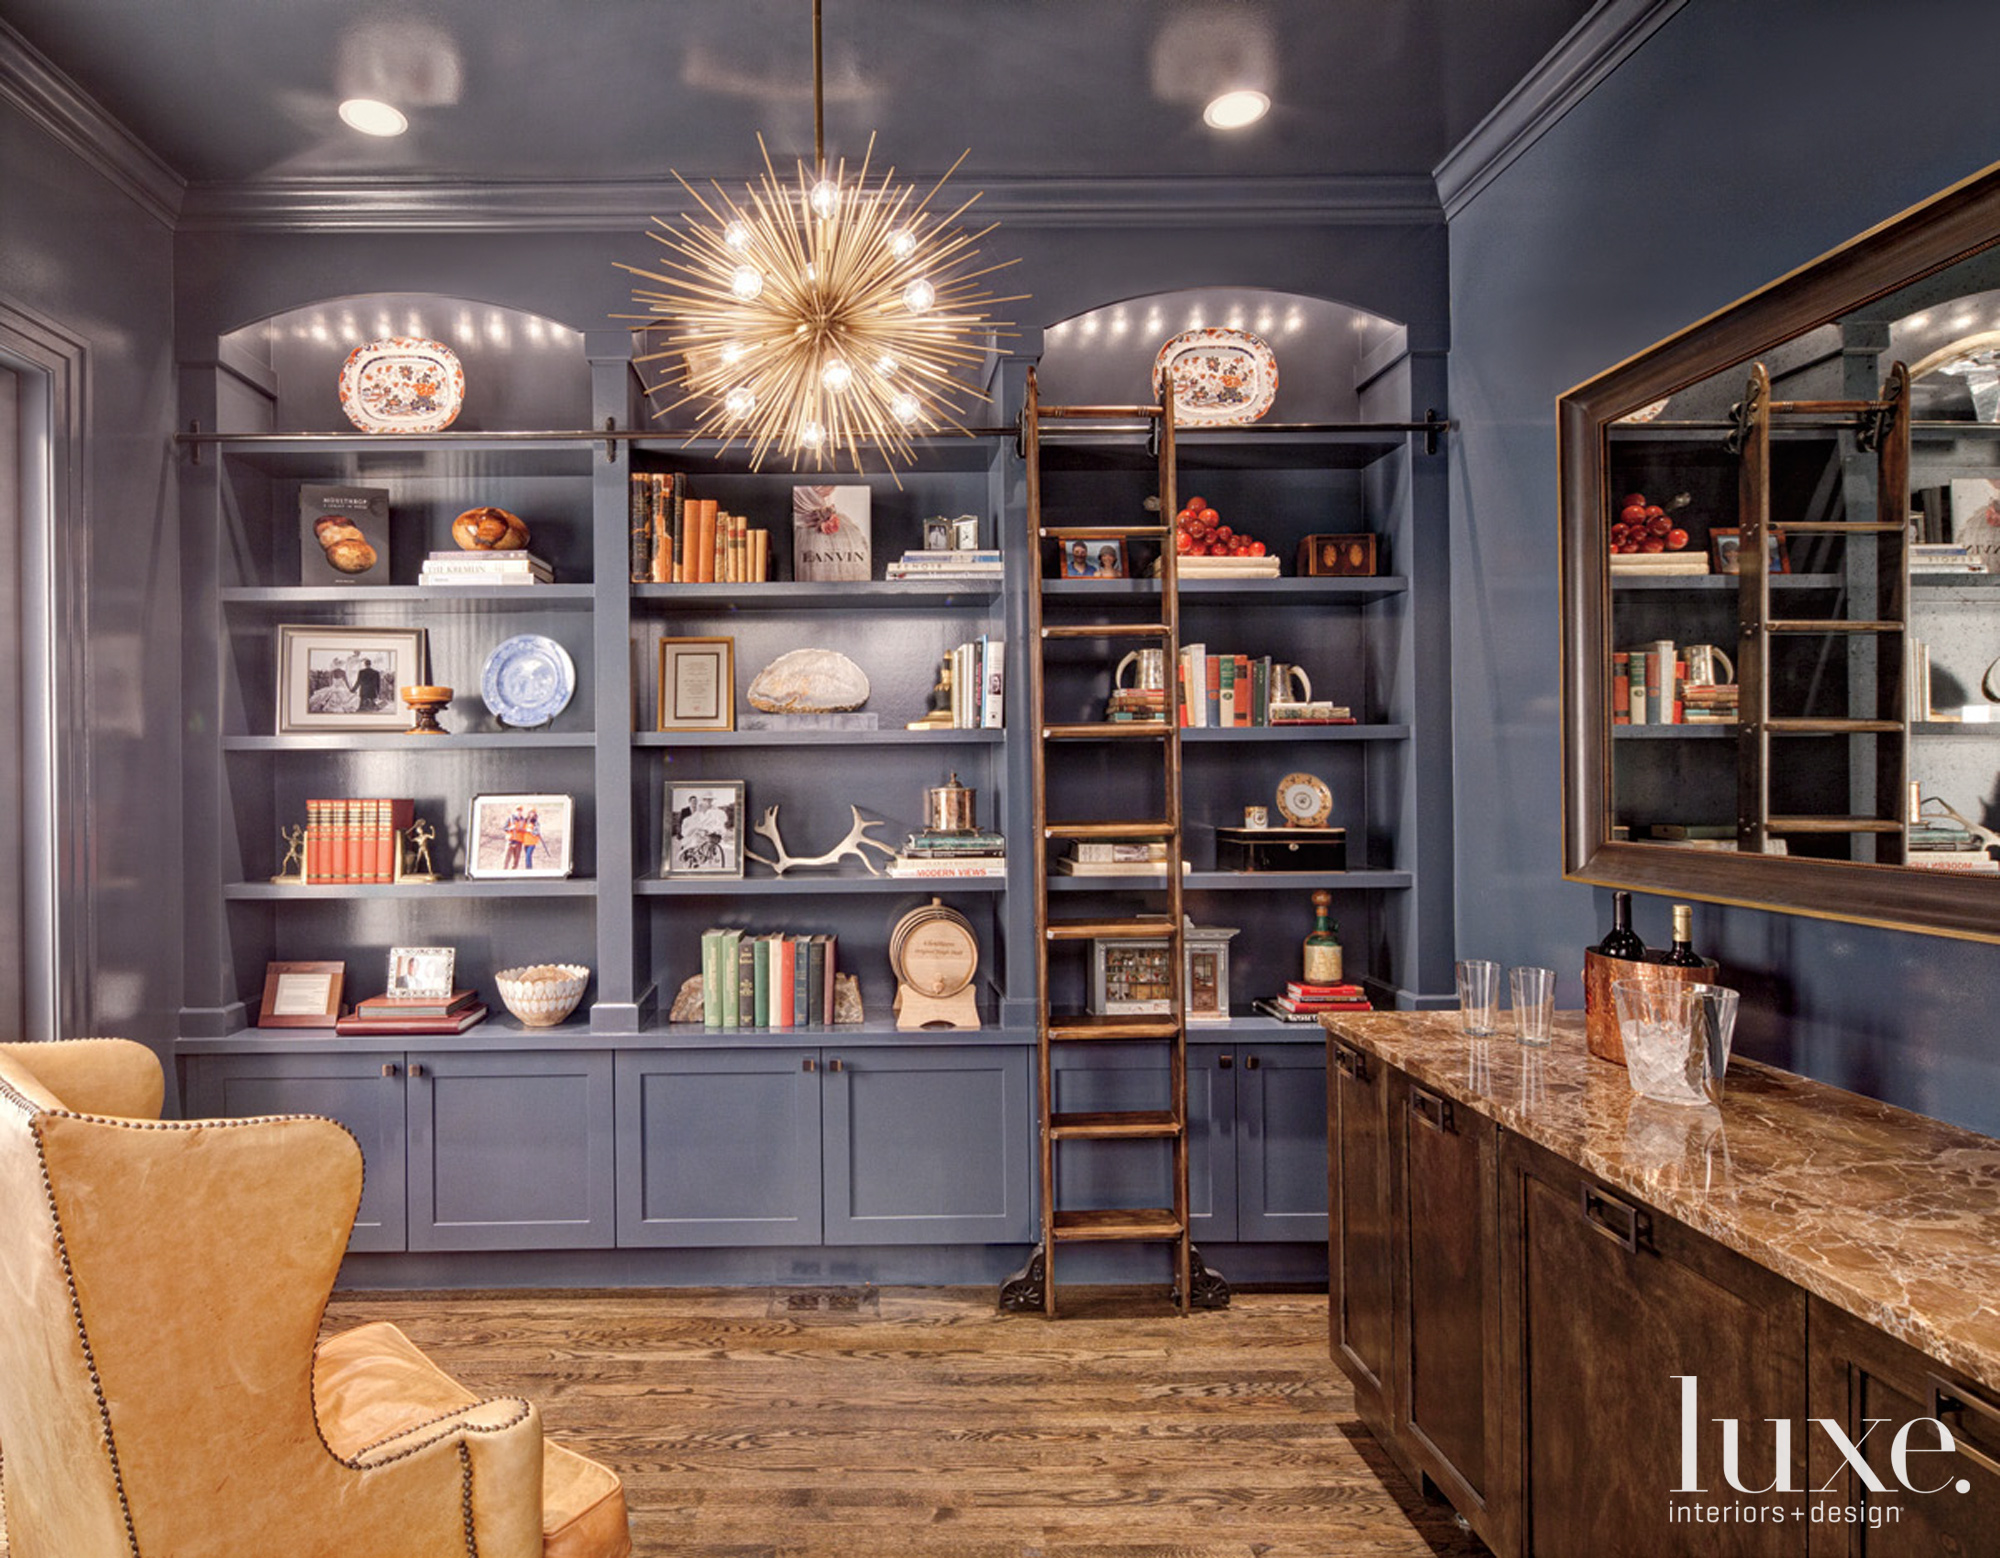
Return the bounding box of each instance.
[890,898,980,1029]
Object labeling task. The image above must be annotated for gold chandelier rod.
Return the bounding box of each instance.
[812,0,824,167]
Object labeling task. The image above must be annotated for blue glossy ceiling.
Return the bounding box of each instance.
[2,0,1600,186]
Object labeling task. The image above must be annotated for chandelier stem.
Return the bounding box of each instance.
[812,0,824,169]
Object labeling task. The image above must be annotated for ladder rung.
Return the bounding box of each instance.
[1766,816,1904,834]
[1046,915,1176,941]
[1767,619,1903,634]
[1047,1015,1183,1042]
[1041,525,1171,540]
[1775,521,1906,534]
[1042,623,1171,640]
[1052,1207,1185,1241]
[1766,718,1904,734]
[1051,1110,1182,1140]
[1040,403,1161,420]
[1768,398,1889,413]
[1042,721,1172,740]
[1044,821,1174,840]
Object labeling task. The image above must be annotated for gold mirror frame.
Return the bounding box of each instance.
[1559,159,2000,942]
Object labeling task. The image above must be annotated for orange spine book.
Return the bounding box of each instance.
[694,500,716,583]
[773,935,794,1027]
[304,799,323,881]
[341,798,358,884]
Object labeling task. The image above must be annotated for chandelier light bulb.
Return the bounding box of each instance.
[892,393,921,424]
[724,387,756,418]
[889,228,918,259]
[724,221,751,249]
[810,178,839,218]
[720,341,745,365]
[800,420,825,448]
[902,278,936,314]
[875,354,898,377]
[821,359,854,392]
[730,265,765,301]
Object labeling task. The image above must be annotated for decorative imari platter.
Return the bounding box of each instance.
[338,337,465,433]
[1151,327,1278,425]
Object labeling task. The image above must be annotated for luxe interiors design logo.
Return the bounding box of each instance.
[1667,1375,1971,1531]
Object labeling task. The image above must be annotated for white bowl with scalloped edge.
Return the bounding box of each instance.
[494,964,589,1028]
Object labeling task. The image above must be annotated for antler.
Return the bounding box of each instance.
[746,804,898,876]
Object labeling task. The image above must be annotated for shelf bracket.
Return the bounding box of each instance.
[1422,408,1443,457]
[1723,371,1762,456]
[186,419,202,466]
[603,416,618,463]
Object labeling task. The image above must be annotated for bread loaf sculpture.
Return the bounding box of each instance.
[450,506,531,551]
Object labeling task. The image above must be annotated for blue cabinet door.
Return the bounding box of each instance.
[1234,1043,1329,1241]
[1054,1043,1233,1242]
[822,1044,1035,1246]
[183,1051,407,1252]
[614,1049,822,1247]
[406,1050,615,1251]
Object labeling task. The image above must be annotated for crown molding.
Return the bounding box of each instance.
[0,20,184,229]
[176,173,1443,234]
[1433,0,1688,221]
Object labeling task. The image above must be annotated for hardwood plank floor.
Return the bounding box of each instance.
[2,1287,1486,1557]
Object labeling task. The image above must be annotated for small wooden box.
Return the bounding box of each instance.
[1216,825,1347,872]
[1582,948,1720,1065]
[1297,533,1379,577]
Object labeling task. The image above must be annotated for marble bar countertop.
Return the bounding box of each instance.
[1321,1009,2000,1396]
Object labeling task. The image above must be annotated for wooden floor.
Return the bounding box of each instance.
[314,1285,1486,1558]
[1,1286,1487,1557]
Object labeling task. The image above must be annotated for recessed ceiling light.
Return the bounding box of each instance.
[1203,89,1270,130]
[338,98,408,137]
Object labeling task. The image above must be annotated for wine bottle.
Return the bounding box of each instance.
[1303,889,1344,985]
[1595,889,1646,961]
[1662,903,1703,967]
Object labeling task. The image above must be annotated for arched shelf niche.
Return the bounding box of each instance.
[218,293,590,434]
[1033,288,1405,424]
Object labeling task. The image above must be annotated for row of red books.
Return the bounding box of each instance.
[333,988,487,1036]
[303,798,413,884]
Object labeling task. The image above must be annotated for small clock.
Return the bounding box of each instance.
[1276,772,1333,828]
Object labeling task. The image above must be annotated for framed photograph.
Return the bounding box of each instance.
[257,960,344,1029]
[1060,535,1127,579]
[664,780,746,876]
[1709,527,1790,575]
[386,945,455,999]
[465,793,575,879]
[657,636,735,732]
[922,516,954,551]
[277,623,427,733]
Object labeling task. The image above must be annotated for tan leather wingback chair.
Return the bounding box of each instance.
[0,1039,631,1558]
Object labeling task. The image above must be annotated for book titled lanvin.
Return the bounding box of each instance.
[792,486,871,582]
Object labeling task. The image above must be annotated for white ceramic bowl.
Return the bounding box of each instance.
[494,964,589,1028]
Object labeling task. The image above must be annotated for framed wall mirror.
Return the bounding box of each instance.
[1561,158,2000,942]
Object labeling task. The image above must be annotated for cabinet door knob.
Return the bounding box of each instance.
[802,1057,817,1073]
[1218,1054,1233,1069]
[408,1062,425,1080]
[381,1062,399,1079]
[1244,1054,1261,1070]
[828,1057,844,1073]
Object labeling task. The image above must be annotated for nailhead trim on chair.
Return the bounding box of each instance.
[459,1441,478,1557]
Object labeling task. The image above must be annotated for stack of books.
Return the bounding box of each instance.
[1105,687,1166,722]
[1055,840,1181,877]
[419,550,554,587]
[697,929,840,1027]
[1681,683,1739,724]
[1608,548,1709,576]
[884,548,1002,581]
[1253,981,1372,1023]
[335,988,488,1035]
[1638,824,1789,854]
[1910,542,1988,575]
[301,798,414,883]
[1909,815,2000,872]
[886,830,1006,878]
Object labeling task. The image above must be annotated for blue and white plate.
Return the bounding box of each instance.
[481,634,575,727]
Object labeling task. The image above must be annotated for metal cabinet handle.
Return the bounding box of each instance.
[1409,1086,1452,1133]
[802,1057,817,1073]
[1931,1376,2000,1480]
[381,1062,399,1078]
[1244,1054,1261,1070]
[1218,1054,1233,1069]
[1331,1044,1368,1083]
[1580,1183,1646,1253]
[828,1057,844,1073]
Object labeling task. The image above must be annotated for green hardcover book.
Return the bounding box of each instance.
[736,934,756,1027]
[700,928,724,1026]
[792,932,811,1027]
[670,472,688,583]
[752,935,771,1027]
[1251,656,1270,725]
[806,934,830,1024]
[719,929,742,1027]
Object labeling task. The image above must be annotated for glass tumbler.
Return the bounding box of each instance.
[1455,959,1500,1036]
[1509,965,1556,1046]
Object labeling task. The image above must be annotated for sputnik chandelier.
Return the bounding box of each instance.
[619,1,1024,473]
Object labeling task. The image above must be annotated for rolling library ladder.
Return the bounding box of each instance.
[1728,360,1911,860]
[999,369,1225,1318]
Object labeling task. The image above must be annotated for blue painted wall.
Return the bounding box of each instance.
[1,96,182,1091]
[1447,0,2000,1134]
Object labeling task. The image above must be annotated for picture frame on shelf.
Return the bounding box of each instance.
[922,516,954,551]
[1061,535,1127,579]
[465,793,575,879]
[277,624,427,733]
[386,945,455,999]
[657,636,735,732]
[663,780,746,877]
[1709,527,1790,575]
[256,961,344,1029]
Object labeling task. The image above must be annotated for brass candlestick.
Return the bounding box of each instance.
[401,684,453,735]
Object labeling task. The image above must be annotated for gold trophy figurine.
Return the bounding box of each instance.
[906,654,957,730]
[271,824,308,884]
[397,818,441,883]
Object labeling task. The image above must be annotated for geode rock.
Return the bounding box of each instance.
[668,974,706,1023]
[833,973,864,1023]
[748,649,870,713]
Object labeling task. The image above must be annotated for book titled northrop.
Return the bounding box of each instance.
[792,486,872,581]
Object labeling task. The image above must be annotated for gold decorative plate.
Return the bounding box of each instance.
[1276,772,1333,828]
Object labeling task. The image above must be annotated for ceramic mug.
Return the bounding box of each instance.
[1684,644,1735,687]
[1114,648,1168,691]
[1272,663,1313,702]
